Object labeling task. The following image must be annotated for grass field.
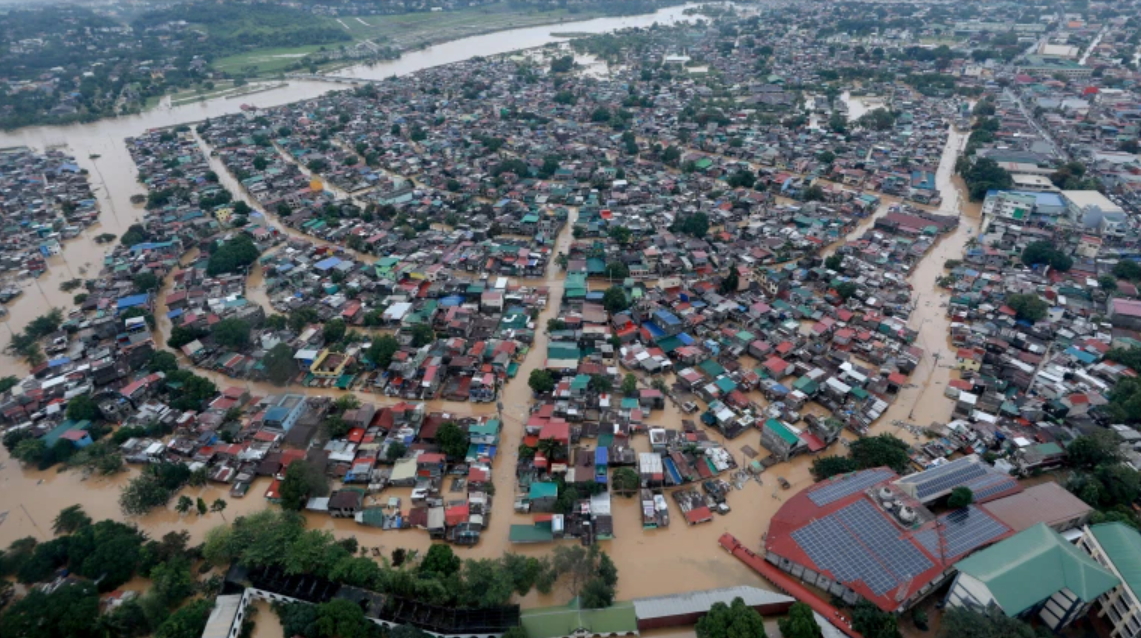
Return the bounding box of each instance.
[213,45,328,75]
[211,3,605,78]
[342,3,600,46]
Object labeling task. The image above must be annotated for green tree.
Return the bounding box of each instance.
[851,600,901,638]
[779,603,823,638]
[315,598,370,638]
[720,268,740,294]
[1021,241,1072,272]
[133,271,159,293]
[212,317,251,350]
[283,529,347,579]
[947,486,974,508]
[602,286,629,314]
[410,323,435,347]
[262,342,298,386]
[323,318,346,345]
[810,455,859,481]
[1005,293,1047,322]
[12,437,46,465]
[366,334,399,369]
[196,497,207,516]
[604,261,629,280]
[695,596,767,638]
[437,421,470,459]
[279,460,329,511]
[421,543,462,577]
[289,307,320,333]
[206,234,260,276]
[120,474,174,515]
[66,394,101,421]
[1068,430,1124,470]
[0,375,19,393]
[1114,261,1141,281]
[529,369,555,394]
[147,351,180,374]
[167,325,208,349]
[155,599,213,638]
[0,581,101,638]
[51,504,91,535]
[150,556,195,606]
[621,373,638,396]
[836,281,858,300]
[175,495,194,515]
[939,606,1040,638]
[611,467,639,495]
[825,254,844,270]
[849,434,911,474]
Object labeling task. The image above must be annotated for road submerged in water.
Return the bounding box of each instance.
[0,5,982,619]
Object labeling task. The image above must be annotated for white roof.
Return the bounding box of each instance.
[1063,190,1123,213]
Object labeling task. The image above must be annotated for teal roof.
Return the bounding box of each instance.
[1090,522,1141,597]
[510,524,554,543]
[955,523,1119,616]
[529,482,558,500]
[698,358,726,378]
[765,418,799,446]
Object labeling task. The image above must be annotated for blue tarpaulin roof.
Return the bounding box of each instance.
[440,295,464,307]
[314,257,341,271]
[117,294,150,309]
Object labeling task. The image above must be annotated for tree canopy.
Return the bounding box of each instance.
[1021,241,1072,272]
[779,602,823,638]
[206,234,260,276]
[695,596,767,638]
[1005,293,1048,322]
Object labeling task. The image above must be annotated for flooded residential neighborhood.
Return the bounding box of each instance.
[3,2,1141,638]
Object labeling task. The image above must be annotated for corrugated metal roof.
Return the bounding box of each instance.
[1089,522,1141,600]
[632,585,793,620]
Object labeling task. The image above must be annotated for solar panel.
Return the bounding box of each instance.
[965,473,1020,502]
[808,468,896,506]
[793,500,934,596]
[911,463,988,499]
[913,506,1010,562]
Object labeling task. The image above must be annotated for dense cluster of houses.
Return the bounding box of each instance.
[0,147,99,282]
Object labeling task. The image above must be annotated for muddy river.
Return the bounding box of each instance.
[0,4,979,614]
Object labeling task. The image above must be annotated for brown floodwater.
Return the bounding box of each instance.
[0,23,979,609]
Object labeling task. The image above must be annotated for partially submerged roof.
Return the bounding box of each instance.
[955,523,1119,616]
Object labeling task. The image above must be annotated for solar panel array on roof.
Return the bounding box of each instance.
[807,468,896,506]
[967,472,1020,502]
[914,506,1011,561]
[909,462,988,499]
[792,499,934,595]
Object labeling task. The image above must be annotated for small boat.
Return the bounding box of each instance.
[778,477,791,490]
[89,154,101,160]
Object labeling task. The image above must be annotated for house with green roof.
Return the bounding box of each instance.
[947,523,1119,630]
[1080,522,1141,638]
[520,601,638,638]
[761,418,803,461]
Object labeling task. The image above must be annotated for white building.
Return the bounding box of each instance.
[1063,190,1127,237]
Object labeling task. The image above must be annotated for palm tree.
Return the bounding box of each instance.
[52,504,91,535]
[211,499,227,521]
[175,495,193,515]
[537,437,564,462]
